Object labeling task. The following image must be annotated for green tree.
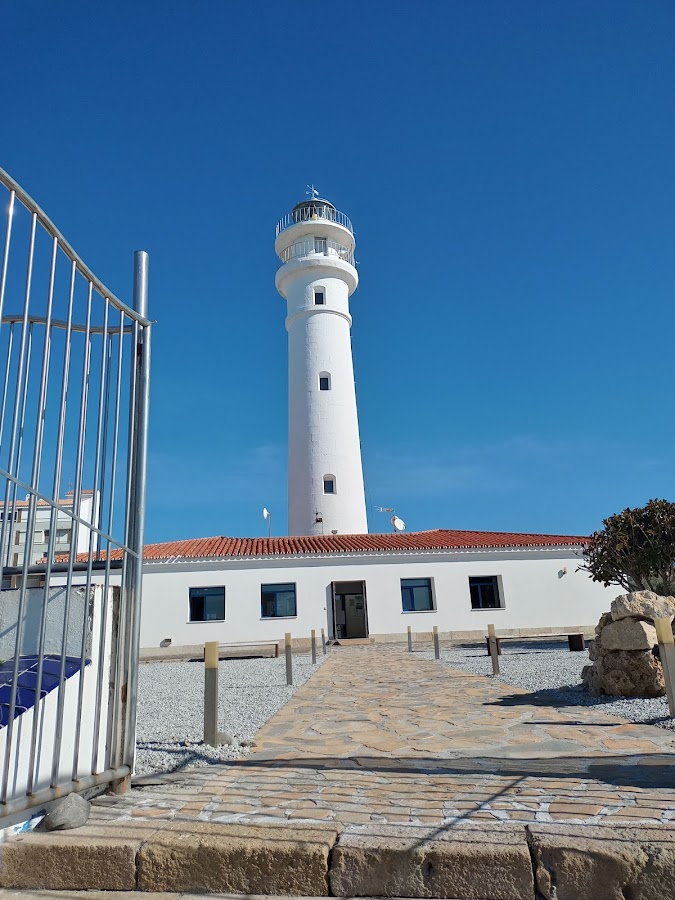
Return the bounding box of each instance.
[581,499,675,595]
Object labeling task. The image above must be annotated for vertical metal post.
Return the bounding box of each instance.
[488,623,500,676]
[407,625,413,652]
[655,617,675,717]
[121,251,151,778]
[204,641,219,746]
[311,629,317,664]
[321,627,326,655]
[285,632,293,686]
[433,625,440,660]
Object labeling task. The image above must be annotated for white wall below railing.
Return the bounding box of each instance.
[0,585,113,803]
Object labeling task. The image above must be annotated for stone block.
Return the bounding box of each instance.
[611,591,675,623]
[602,619,658,652]
[138,820,339,895]
[0,828,140,890]
[529,824,675,900]
[329,824,534,899]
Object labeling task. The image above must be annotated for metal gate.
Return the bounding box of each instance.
[0,167,151,819]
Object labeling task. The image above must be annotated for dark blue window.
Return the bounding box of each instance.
[261,583,297,618]
[400,578,434,612]
[469,576,501,609]
[189,586,225,622]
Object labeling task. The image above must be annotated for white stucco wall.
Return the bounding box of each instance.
[136,547,617,649]
[0,584,113,802]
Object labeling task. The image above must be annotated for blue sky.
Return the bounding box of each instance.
[2,1,674,542]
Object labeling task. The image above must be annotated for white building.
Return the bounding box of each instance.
[275,194,368,537]
[1,490,98,570]
[130,529,616,650]
[58,196,619,653]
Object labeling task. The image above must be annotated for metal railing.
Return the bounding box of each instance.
[276,203,353,237]
[278,238,355,267]
[0,166,151,818]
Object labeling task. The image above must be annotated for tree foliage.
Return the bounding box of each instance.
[581,499,675,595]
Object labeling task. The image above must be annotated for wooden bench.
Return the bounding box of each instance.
[203,641,281,660]
[485,632,586,656]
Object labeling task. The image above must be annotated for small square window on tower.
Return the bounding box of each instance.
[319,372,331,391]
[323,476,336,494]
[314,290,325,305]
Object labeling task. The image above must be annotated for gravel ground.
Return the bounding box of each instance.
[417,640,675,731]
[135,652,324,774]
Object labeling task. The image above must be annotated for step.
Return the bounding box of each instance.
[0,821,674,898]
[331,638,374,646]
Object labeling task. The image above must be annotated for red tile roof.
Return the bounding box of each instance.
[78,529,588,562]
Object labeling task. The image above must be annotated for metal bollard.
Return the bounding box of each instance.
[407,625,412,652]
[487,623,500,676]
[285,632,293,686]
[655,617,675,716]
[311,629,317,664]
[433,625,440,660]
[321,627,327,655]
[204,641,219,746]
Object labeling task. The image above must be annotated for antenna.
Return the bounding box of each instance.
[376,505,405,533]
[262,507,271,539]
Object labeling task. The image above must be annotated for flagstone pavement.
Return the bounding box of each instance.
[92,646,675,830]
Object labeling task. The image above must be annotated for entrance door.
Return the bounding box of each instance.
[331,581,368,639]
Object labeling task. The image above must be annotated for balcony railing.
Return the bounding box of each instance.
[278,238,355,267]
[276,203,353,237]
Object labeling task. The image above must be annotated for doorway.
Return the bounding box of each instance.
[331,581,368,639]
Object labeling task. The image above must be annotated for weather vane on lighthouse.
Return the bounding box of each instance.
[306,184,320,199]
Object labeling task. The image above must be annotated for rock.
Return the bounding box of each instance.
[588,631,602,661]
[583,649,664,698]
[595,612,612,635]
[43,792,91,831]
[601,619,657,652]
[610,591,675,623]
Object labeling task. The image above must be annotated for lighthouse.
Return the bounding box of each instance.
[275,191,368,537]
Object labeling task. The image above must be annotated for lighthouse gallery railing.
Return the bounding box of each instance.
[278,238,355,267]
[276,204,354,237]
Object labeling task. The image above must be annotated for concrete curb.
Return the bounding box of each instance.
[2,821,675,898]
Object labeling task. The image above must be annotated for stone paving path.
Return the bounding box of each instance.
[92,646,675,830]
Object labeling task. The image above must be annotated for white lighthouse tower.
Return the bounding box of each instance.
[275,190,368,537]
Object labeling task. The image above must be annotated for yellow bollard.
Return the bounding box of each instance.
[285,632,293,686]
[487,623,500,676]
[655,617,675,716]
[203,641,219,746]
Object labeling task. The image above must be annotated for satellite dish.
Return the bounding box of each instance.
[262,507,269,520]
[391,515,406,532]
